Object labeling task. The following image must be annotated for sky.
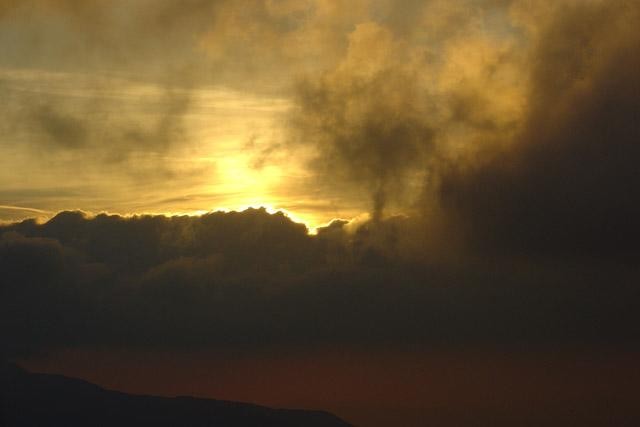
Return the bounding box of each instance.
[2,1,640,426]
[1,0,530,227]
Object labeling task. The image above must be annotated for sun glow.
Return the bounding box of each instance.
[203,144,331,232]
[212,203,319,234]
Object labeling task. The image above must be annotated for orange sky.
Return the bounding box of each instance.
[21,347,640,427]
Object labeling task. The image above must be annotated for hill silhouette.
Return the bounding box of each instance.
[1,362,352,427]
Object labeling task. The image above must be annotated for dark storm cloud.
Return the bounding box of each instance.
[437,1,640,257]
[0,230,101,356]
[2,209,639,358]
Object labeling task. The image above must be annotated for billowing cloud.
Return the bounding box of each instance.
[278,0,640,260]
[437,1,640,256]
[286,22,434,221]
[277,0,528,221]
[2,209,639,358]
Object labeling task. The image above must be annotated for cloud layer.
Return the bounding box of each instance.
[1,0,639,367]
[2,208,639,358]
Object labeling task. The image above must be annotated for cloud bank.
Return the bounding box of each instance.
[2,208,638,358]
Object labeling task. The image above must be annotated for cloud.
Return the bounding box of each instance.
[4,70,193,171]
[2,209,639,358]
[277,0,640,260]
[283,22,435,221]
[0,1,214,189]
[0,0,364,91]
[274,1,529,222]
[0,230,99,356]
[436,1,640,257]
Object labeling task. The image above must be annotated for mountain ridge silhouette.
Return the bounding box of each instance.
[1,362,353,427]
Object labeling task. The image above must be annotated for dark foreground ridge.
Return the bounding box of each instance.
[1,362,352,427]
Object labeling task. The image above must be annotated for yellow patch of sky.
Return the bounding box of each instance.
[0,67,357,230]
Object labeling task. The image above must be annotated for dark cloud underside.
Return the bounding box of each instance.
[2,209,639,358]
